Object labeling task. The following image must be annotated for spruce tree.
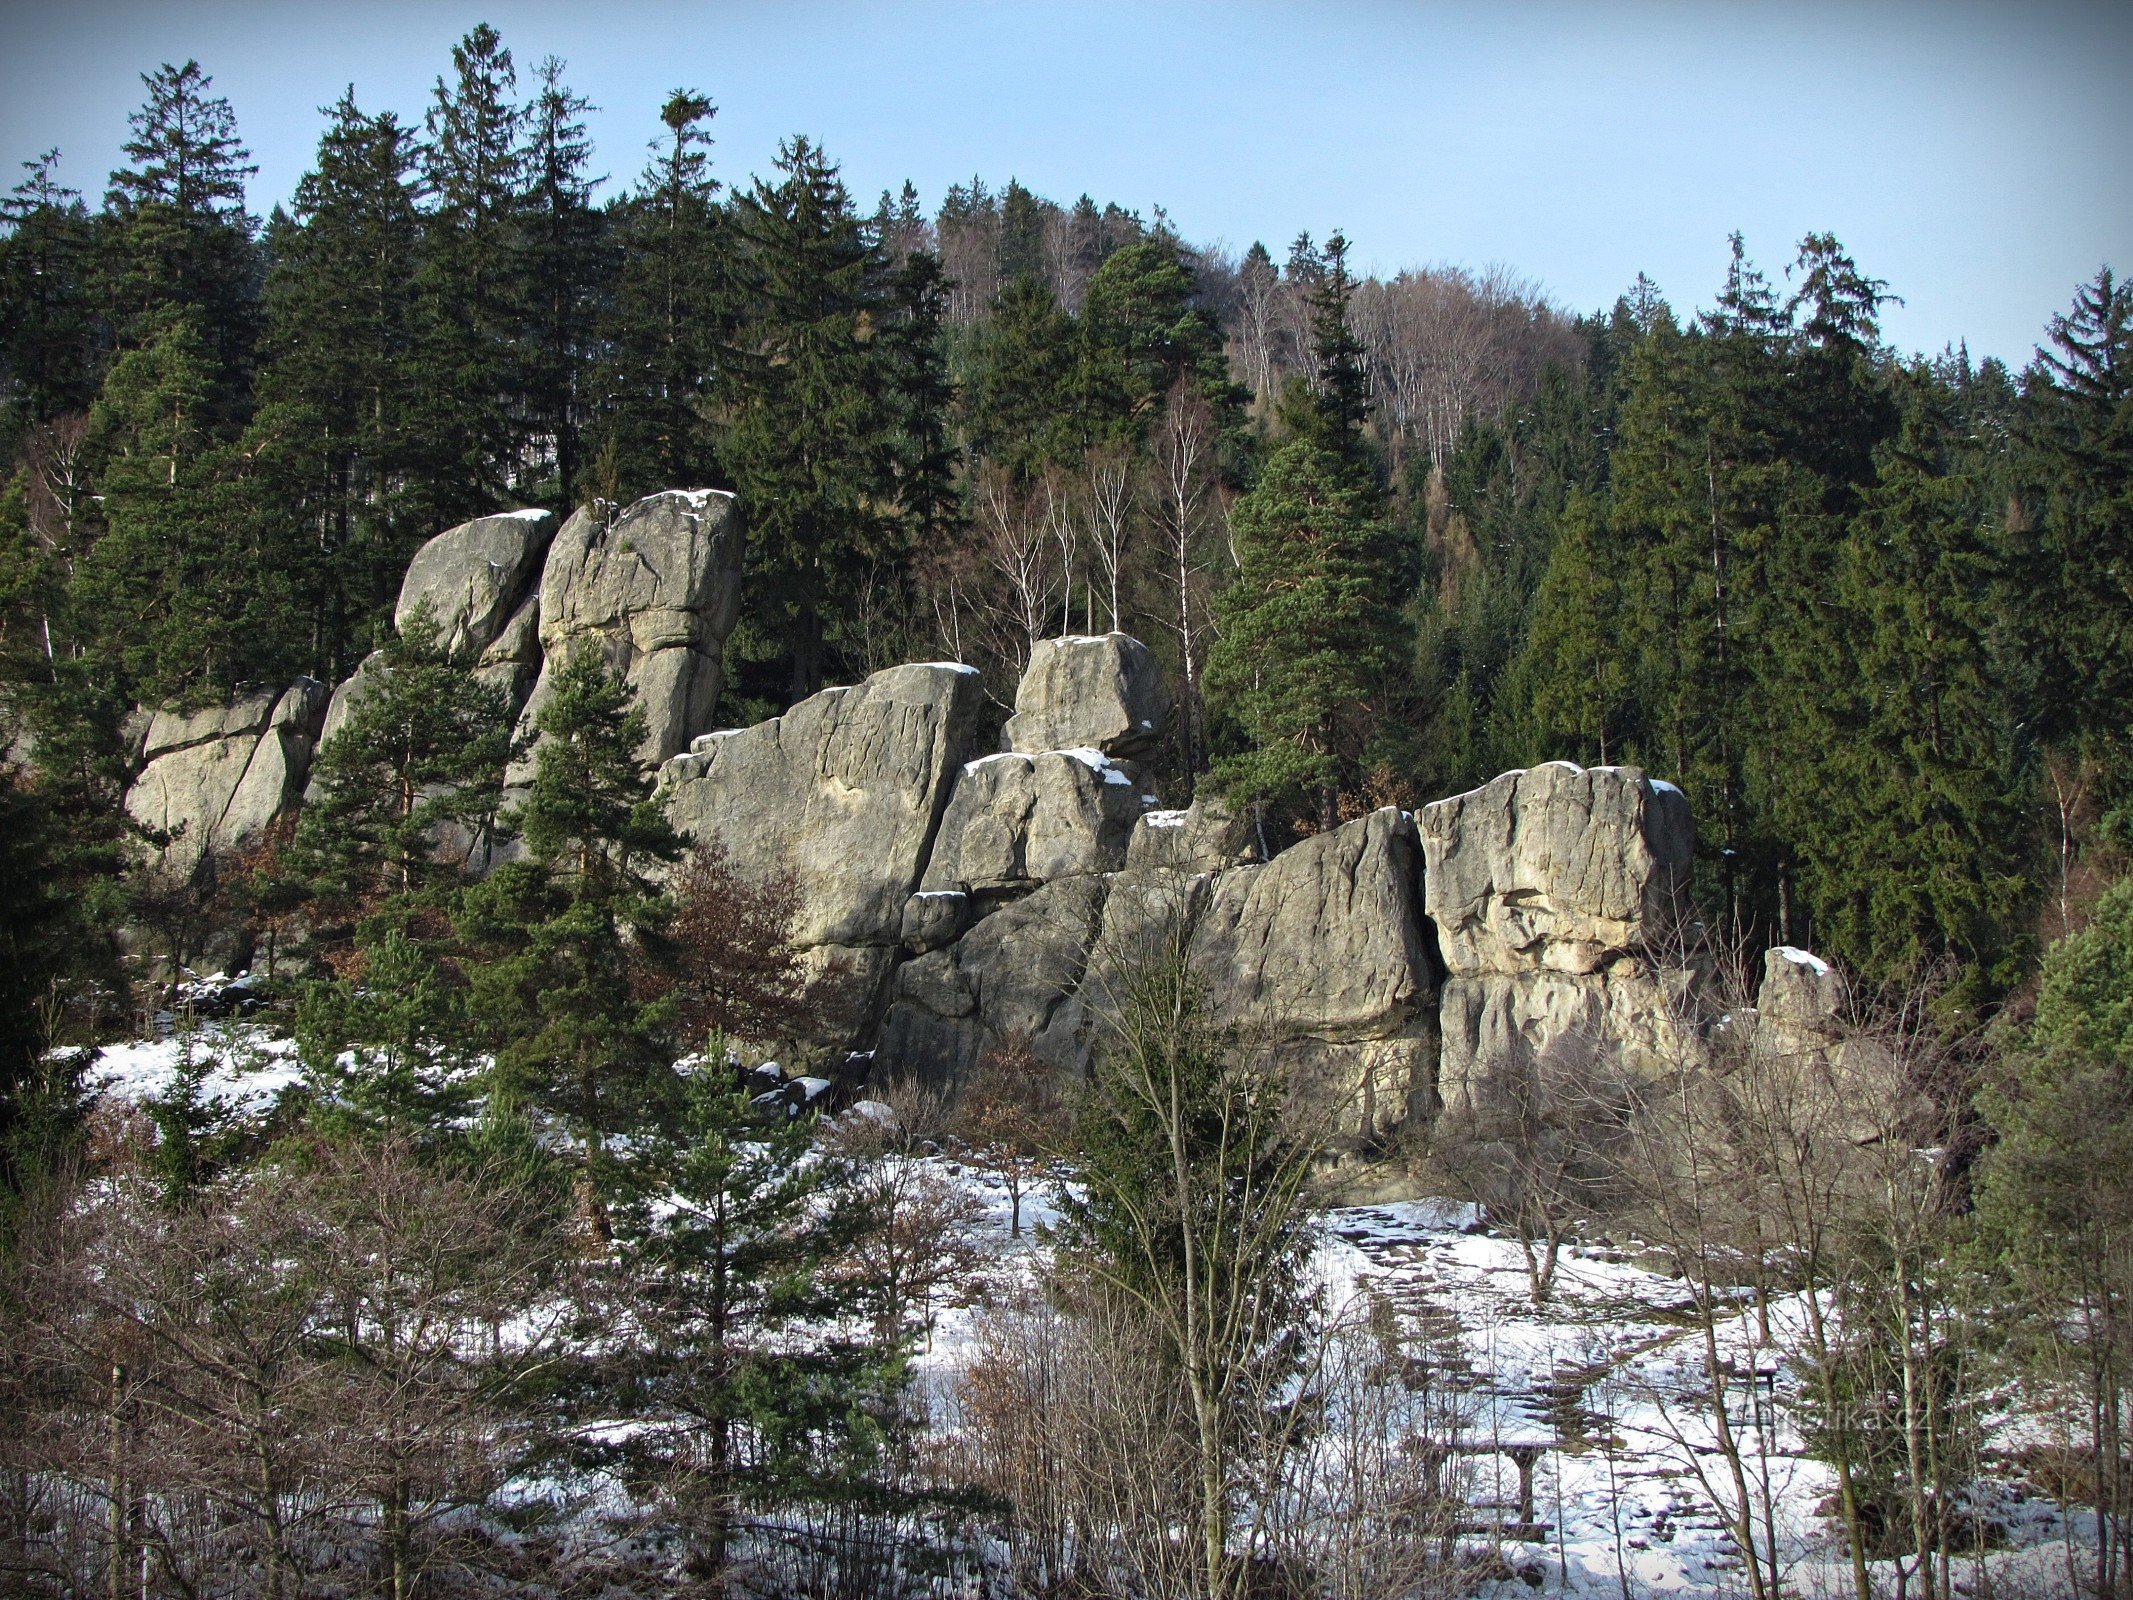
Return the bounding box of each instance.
[74,309,300,701]
[1501,488,1630,765]
[598,89,723,497]
[1792,379,2027,990]
[880,247,961,557]
[249,91,425,671]
[462,648,684,1171]
[296,926,477,1141]
[607,1066,894,1581]
[414,24,525,517]
[518,56,606,508]
[720,137,898,703]
[291,606,514,930]
[0,151,99,438]
[1205,427,1412,831]
[964,272,1080,480]
[103,61,259,403]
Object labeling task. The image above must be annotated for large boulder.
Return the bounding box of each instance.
[395,508,558,656]
[1125,794,1260,873]
[1418,762,1693,977]
[519,491,744,764]
[1187,808,1438,1141]
[920,748,1153,896]
[126,680,330,874]
[1003,633,1167,759]
[877,876,1109,1085]
[660,660,986,1033]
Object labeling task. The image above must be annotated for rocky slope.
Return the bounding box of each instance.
[119,489,1845,1178]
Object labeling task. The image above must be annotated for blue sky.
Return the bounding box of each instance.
[2,0,2127,364]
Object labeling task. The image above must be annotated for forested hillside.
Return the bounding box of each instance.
[3,27,2133,1600]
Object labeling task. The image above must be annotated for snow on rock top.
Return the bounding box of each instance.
[1059,746,1133,785]
[1773,944,1831,975]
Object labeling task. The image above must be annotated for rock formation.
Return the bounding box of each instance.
[659,661,986,1031]
[518,490,744,765]
[168,483,1769,1197]
[1003,633,1167,759]
[394,508,558,658]
[1420,763,1703,1122]
[125,680,330,875]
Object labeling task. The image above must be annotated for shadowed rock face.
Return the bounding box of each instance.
[126,681,330,875]
[1003,633,1168,759]
[518,490,745,766]
[395,509,559,657]
[1418,762,1693,977]
[660,661,987,1033]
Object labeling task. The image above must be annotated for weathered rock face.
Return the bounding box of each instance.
[1189,808,1439,1140]
[1757,945,1844,1032]
[1435,966,1703,1122]
[1419,763,1693,977]
[660,661,986,1031]
[1125,795,1259,873]
[520,491,744,764]
[877,876,1109,1083]
[395,509,558,656]
[126,681,330,874]
[1003,633,1167,759]
[920,748,1153,896]
[1421,764,1703,1122]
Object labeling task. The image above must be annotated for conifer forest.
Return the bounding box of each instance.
[2,22,2132,1600]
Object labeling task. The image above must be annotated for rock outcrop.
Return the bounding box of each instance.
[1422,764,1703,1122]
[1003,633,1167,759]
[660,661,986,1033]
[126,680,330,875]
[921,748,1153,897]
[519,491,744,765]
[1188,807,1438,1141]
[1419,762,1693,976]
[395,509,558,657]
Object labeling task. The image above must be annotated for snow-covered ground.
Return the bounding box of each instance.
[81,1024,2091,1598]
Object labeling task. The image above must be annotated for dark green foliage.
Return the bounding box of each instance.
[463,649,684,1162]
[0,151,100,437]
[517,56,606,509]
[719,137,899,703]
[605,1065,895,1578]
[413,24,525,517]
[963,272,1082,479]
[248,90,426,673]
[102,61,259,398]
[0,770,83,1217]
[296,925,477,1140]
[1205,432,1414,828]
[290,606,514,927]
[597,89,724,498]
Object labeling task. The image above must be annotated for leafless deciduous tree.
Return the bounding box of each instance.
[1141,382,1227,776]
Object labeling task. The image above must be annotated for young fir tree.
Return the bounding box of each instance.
[290,605,514,930]
[720,136,898,703]
[462,648,684,1176]
[517,55,606,509]
[598,89,723,498]
[606,1065,896,1583]
[101,61,259,404]
[296,925,478,1142]
[248,91,426,673]
[413,23,525,518]
[1075,235,1230,443]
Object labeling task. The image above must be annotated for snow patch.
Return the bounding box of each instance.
[1059,747,1133,785]
[1774,944,1831,975]
[1142,809,1188,830]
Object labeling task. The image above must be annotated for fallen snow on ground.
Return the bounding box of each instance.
[80,1044,2087,1597]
